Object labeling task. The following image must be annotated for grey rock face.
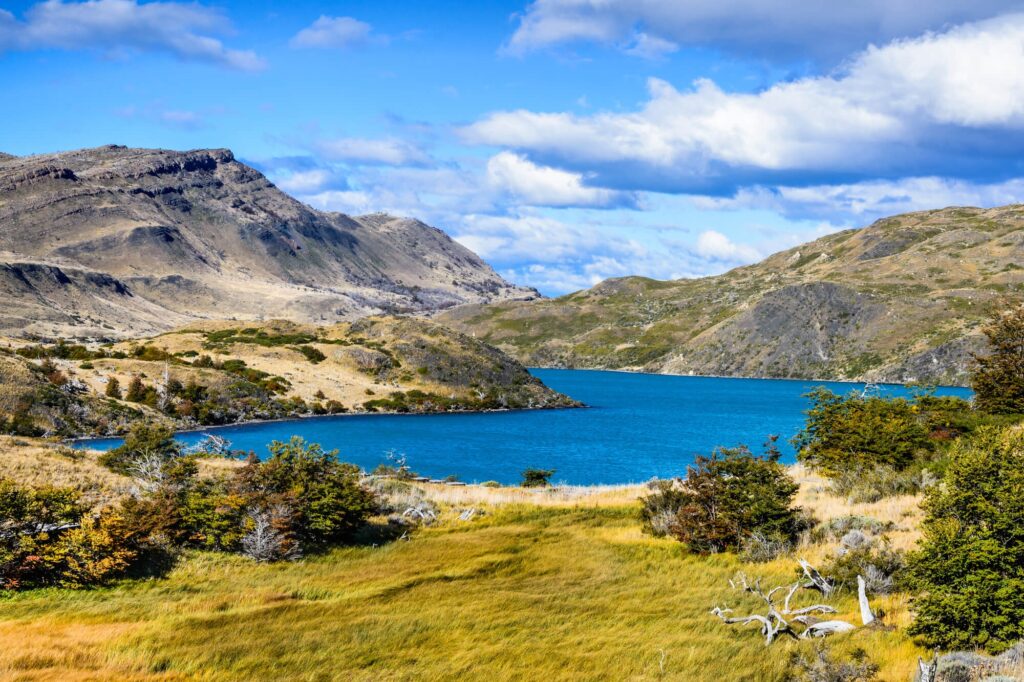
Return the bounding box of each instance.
[0,145,537,338]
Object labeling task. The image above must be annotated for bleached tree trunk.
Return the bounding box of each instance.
[857,575,875,625]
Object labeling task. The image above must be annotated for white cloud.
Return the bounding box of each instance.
[695,176,1024,221]
[695,230,762,262]
[485,151,635,208]
[506,0,1020,61]
[468,15,1024,191]
[0,0,264,70]
[622,32,678,60]
[314,137,432,167]
[289,16,377,50]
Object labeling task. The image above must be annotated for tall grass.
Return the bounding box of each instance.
[0,501,926,681]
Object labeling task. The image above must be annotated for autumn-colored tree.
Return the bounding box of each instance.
[105,377,121,399]
[124,375,146,403]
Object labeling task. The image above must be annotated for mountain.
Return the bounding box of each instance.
[0,145,536,339]
[440,205,1024,386]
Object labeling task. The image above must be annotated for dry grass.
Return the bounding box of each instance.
[0,436,131,509]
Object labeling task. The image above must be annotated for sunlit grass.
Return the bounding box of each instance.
[0,500,927,681]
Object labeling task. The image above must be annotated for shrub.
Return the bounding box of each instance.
[972,304,1024,414]
[739,531,791,563]
[907,425,1024,653]
[125,375,147,402]
[823,532,905,595]
[789,646,878,682]
[827,464,933,503]
[642,442,803,554]
[794,388,931,477]
[105,377,122,399]
[99,421,181,475]
[243,437,377,549]
[521,468,555,487]
[295,345,326,364]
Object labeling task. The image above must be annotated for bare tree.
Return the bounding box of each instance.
[241,506,299,562]
[126,450,170,495]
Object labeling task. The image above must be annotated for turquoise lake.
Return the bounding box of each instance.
[79,369,972,485]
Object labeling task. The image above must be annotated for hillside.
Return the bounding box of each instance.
[441,205,1024,386]
[0,146,536,339]
[0,317,577,438]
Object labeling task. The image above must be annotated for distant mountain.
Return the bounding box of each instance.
[0,145,537,338]
[441,205,1024,386]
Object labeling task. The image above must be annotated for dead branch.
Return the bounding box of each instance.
[798,558,835,597]
[857,575,875,626]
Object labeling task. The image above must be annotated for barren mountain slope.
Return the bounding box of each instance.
[0,146,536,338]
[441,205,1024,386]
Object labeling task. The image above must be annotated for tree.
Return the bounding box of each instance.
[793,388,931,477]
[105,377,122,399]
[99,422,181,475]
[243,437,377,549]
[907,425,1024,653]
[521,468,555,487]
[125,375,146,403]
[972,303,1024,414]
[643,444,802,553]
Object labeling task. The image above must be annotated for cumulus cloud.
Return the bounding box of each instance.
[289,16,378,50]
[313,137,432,167]
[695,230,762,262]
[506,0,1020,61]
[468,15,1024,193]
[0,0,264,70]
[485,151,636,208]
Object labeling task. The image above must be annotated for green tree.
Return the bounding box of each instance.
[907,425,1024,653]
[972,304,1024,414]
[793,388,931,476]
[105,377,121,399]
[124,375,146,403]
[642,443,802,554]
[521,468,555,487]
[243,437,376,549]
[99,422,180,475]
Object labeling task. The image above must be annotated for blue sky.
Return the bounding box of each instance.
[4,1,1024,294]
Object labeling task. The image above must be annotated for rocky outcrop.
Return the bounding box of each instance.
[0,145,537,338]
[441,204,1024,386]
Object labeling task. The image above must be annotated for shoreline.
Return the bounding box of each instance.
[528,365,973,390]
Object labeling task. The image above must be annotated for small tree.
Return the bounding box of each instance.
[99,422,181,475]
[125,375,146,403]
[521,468,555,487]
[972,304,1024,414]
[907,425,1024,653]
[644,444,802,553]
[105,377,122,399]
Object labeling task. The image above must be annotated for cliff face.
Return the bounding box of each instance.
[0,145,537,338]
[440,205,1024,386]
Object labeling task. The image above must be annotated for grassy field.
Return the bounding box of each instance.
[0,477,927,681]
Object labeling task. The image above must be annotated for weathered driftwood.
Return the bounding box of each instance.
[713,565,843,646]
[712,562,875,646]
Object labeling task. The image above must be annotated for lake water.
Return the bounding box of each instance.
[78,369,972,485]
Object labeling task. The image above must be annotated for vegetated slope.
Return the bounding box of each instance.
[0,317,577,437]
[441,205,1024,386]
[0,146,537,339]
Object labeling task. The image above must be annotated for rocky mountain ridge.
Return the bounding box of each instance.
[0,145,536,339]
[440,205,1024,386]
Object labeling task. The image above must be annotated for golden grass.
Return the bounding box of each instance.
[0,436,131,509]
[0,499,930,682]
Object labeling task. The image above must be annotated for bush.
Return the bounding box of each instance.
[125,375,147,402]
[823,531,905,595]
[972,304,1024,414]
[789,645,878,682]
[827,464,933,503]
[641,442,803,554]
[105,377,122,399]
[99,421,181,475]
[521,468,555,487]
[295,345,326,364]
[794,388,931,477]
[907,425,1024,653]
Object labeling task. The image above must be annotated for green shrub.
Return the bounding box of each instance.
[907,425,1024,653]
[794,388,931,476]
[642,442,803,554]
[521,468,555,487]
[294,345,326,364]
[99,422,180,475]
